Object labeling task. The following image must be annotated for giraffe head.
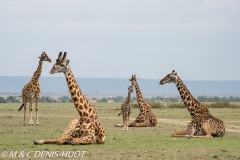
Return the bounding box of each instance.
[160,70,180,85]
[50,52,70,74]
[129,75,139,88]
[128,86,134,93]
[39,51,52,62]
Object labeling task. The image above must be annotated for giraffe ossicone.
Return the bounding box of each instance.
[18,52,51,125]
[34,52,106,145]
[159,70,225,138]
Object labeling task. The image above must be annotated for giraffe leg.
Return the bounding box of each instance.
[188,122,213,139]
[172,121,196,138]
[29,98,33,125]
[35,94,40,125]
[70,134,95,145]
[123,120,128,130]
[34,135,73,145]
[23,97,27,125]
[34,119,79,145]
[130,122,149,127]
[128,116,141,127]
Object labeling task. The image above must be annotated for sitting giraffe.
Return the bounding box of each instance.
[18,52,51,125]
[34,52,106,145]
[117,86,133,130]
[159,70,225,138]
[128,75,157,127]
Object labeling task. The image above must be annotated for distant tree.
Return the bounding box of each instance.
[132,97,137,101]
[40,96,57,103]
[58,96,70,102]
[156,96,164,101]
[0,97,6,103]
[229,96,235,102]
[6,96,20,103]
[112,96,124,102]
[197,95,208,102]
[208,96,214,102]
[234,97,240,102]
[221,97,229,102]
[101,97,108,103]
[213,96,220,102]
[92,97,98,100]
[169,97,179,102]
[149,97,156,102]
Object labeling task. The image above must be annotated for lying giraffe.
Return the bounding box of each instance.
[117,86,133,130]
[18,52,51,125]
[128,75,157,127]
[34,52,106,145]
[159,70,225,138]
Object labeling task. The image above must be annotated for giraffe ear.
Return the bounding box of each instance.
[66,60,70,65]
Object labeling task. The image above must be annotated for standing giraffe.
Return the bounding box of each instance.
[34,52,106,145]
[18,52,51,125]
[117,86,133,130]
[128,75,157,127]
[159,70,225,138]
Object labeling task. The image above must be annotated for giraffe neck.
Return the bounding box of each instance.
[175,77,209,116]
[134,82,146,110]
[63,66,94,118]
[125,90,132,104]
[30,60,43,84]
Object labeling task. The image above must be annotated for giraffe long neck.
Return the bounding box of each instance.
[134,82,146,110]
[30,60,43,84]
[175,77,209,116]
[64,66,95,118]
[125,90,132,104]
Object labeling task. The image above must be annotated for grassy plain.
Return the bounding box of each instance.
[0,103,240,160]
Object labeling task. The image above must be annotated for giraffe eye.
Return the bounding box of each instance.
[60,64,64,67]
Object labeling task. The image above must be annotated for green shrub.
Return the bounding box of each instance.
[131,102,164,109]
[206,101,240,108]
[167,103,186,108]
[132,103,138,108]
[149,102,164,108]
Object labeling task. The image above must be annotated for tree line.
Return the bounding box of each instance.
[93,95,240,103]
[1,95,240,103]
[0,96,73,103]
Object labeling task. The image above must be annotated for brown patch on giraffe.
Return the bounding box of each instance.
[73,97,78,102]
[84,103,88,110]
[88,107,92,113]
[80,98,83,103]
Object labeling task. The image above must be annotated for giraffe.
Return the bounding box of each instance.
[34,52,106,145]
[128,75,157,127]
[17,52,51,125]
[117,86,133,130]
[159,70,225,138]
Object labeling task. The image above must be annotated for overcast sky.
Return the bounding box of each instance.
[0,0,239,80]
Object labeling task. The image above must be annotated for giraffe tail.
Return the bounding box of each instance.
[118,112,121,116]
[17,103,24,111]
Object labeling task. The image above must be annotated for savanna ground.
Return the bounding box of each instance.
[0,102,240,160]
